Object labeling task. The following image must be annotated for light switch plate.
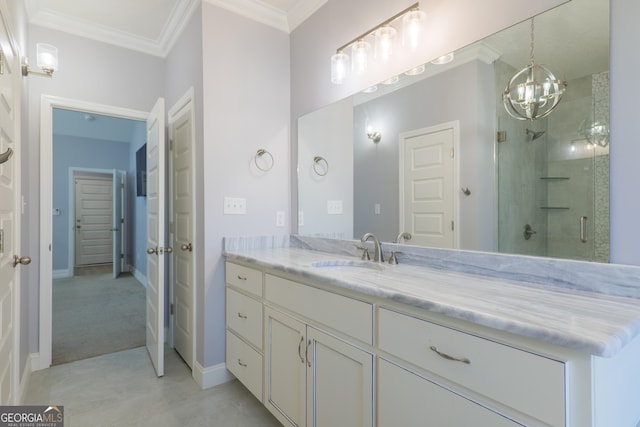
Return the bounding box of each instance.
[298,211,304,226]
[276,211,285,227]
[327,200,343,215]
[224,197,246,215]
[374,203,381,215]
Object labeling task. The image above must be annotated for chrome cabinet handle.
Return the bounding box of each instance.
[180,243,193,252]
[13,255,31,268]
[147,247,158,255]
[237,312,247,319]
[580,216,588,243]
[306,339,312,367]
[0,147,13,165]
[237,275,247,281]
[298,336,305,364]
[237,358,247,367]
[165,247,173,254]
[430,346,471,365]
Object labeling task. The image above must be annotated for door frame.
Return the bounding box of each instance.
[39,95,148,370]
[398,121,461,249]
[167,87,197,369]
[64,168,124,278]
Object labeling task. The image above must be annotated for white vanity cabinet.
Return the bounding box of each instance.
[264,275,374,427]
[377,307,566,426]
[225,262,264,401]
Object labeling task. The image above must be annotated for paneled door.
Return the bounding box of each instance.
[400,122,458,249]
[74,175,113,266]
[169,90,195,368]
[146,97,166,377]
[0,11,22,404]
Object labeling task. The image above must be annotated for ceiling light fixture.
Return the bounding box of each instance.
[331,2,424,85]
[503,18,566,120]
[22,43,59,78]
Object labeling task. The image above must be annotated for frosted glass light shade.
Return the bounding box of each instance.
[351,40,371,74]
[331,52,349,84]
[37,43,58,73]
[374,25,397,61]
[402,10,426,49]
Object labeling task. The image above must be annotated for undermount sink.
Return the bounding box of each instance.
[311,260,385,272]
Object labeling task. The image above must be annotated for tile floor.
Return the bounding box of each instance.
[24,346,281,427]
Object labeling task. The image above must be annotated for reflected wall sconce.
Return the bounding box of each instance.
[22,43,58,78]
[331,2,425,84]
[367,126,381,143]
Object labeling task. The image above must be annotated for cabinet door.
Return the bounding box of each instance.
[307,326,374,427]
[378,358,521,427]
[264,307,307,427]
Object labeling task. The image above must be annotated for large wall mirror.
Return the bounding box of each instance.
[297,0,609,263]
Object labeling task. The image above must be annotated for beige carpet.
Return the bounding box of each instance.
[52,268,146,365]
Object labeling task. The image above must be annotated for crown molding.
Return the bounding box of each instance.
[25,0,199,58]
[204,0,326,33]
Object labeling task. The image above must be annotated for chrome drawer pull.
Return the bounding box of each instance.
[237,275,247,281]
[237,358,247,367]
[430,346,471,365]
[298,336,305,364]
[306,339,312,367]
[237,312,248,319]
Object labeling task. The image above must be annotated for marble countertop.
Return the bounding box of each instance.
[225,246,640,358]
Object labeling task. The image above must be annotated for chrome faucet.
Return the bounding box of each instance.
[361,232,384,263]
[395,232,412,244]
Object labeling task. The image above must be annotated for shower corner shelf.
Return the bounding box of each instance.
[540,176,570,180]
[540,206,570,210]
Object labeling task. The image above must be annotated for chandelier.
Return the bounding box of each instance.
[503,18,566,120]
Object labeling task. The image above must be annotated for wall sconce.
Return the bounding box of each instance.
[331,2,425,85]
[367,126,381,143]
[22,43,58,78]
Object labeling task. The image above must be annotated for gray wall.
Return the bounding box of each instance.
[201,3,290,367]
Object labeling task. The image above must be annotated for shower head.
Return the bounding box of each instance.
[526,128,545,141]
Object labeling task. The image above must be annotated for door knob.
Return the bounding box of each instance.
[13,255,31,267]
[165,247,173,254]
[147,247,158,255]
[180,243,193,252]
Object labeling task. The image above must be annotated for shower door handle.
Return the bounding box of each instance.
[580,216,588,243]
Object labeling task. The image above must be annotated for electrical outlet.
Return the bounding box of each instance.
[298,211,304,226]
[276,211,285,227]
[223,197,246,215]
[327,200,343,215]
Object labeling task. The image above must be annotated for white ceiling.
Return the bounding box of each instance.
[25,0,326,57]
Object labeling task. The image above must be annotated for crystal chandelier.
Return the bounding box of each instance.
[503,18,567,120]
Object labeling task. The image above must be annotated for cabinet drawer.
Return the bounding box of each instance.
[226,330,263,402]
[265,274,373,345]
[226,288,263,350]
[378,308,565,426]
[226,262,262,296]
[378,358,519,426]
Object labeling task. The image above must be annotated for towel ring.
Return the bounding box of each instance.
[0,148,13,165]
[313,156,329,176]
[254,149,274,172]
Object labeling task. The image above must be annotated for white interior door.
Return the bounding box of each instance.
[169,91,195,368]
[112,170,125,278]
[400,123,457,248]
[0,17,21,404]
[146,97,165,377]
[74,175,113,266]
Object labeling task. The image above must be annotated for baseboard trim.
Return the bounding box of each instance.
[193,361,234,390]
[52,269,71,279]
[133,268,147,287]
[18,353,40,404]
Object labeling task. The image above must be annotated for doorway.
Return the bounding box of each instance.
[40,98,149,368]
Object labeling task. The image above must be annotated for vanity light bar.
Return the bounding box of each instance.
[331,2,423,84]
[335,2,420,54]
